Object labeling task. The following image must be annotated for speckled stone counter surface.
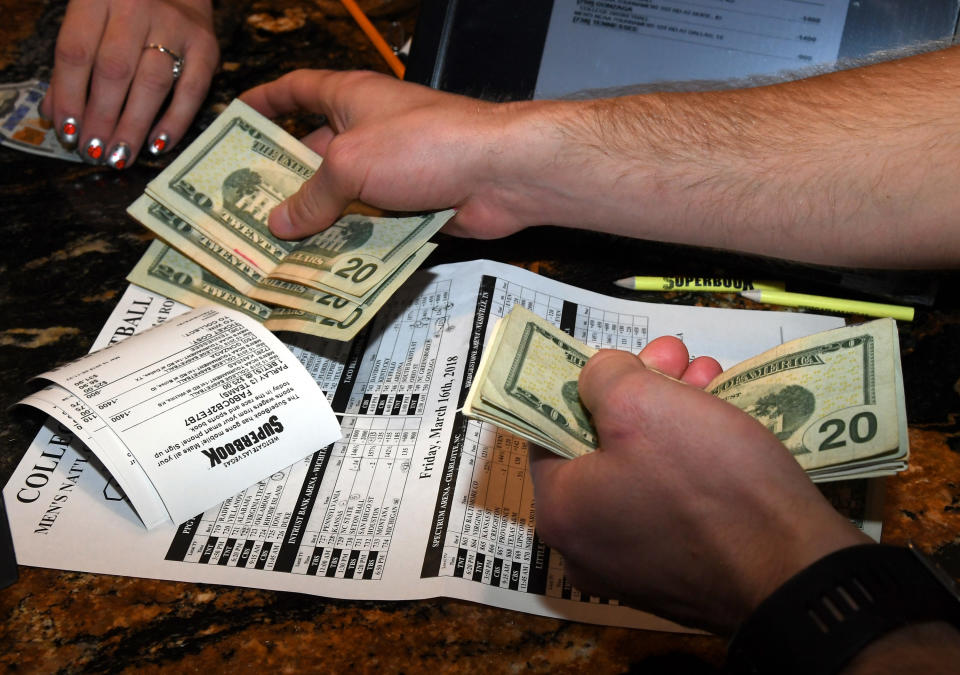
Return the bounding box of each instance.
[2,2,960,672]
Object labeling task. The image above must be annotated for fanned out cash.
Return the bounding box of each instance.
[126,99,452,341]
[463,305,908,482]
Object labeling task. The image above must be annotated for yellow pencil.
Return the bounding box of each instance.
[338,0,406,79]
[741,289,914,321]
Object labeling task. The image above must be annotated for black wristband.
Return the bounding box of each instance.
[726,543,960,675]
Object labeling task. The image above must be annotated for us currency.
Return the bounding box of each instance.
[463,306,908,480]
[138,98,451,301]
[126,239,272,323]
[709,317,908,479]
[128,239,437,342]
[0,80,81,162]
[463,305,598,459]
[267,209,450,301]
[263,242,437,342]
[142,99,312,271]
[129,194,359,322]
[128,194,267,296]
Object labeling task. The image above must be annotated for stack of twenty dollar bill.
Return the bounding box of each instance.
[463,305,909,482]
[126,99,452,341]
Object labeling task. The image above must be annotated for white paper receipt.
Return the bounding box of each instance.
[24,306,341,527]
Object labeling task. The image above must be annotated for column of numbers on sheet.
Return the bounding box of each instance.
[441,423,536,590]
[173,278,453,578]
[491,277,568,333]
[287,278,453,579]
[574,300,648,352]
[287,414,418,580]
[345,280,453,418]
[181,465,297,569]
[490,277,648,351]
[439,276,648,599]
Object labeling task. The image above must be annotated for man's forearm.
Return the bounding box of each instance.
[513,46,960,268]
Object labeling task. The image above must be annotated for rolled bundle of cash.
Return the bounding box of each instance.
[463,304,908,482]
[126,99,451,341]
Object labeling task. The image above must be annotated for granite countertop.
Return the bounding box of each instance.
[2,1,959,672]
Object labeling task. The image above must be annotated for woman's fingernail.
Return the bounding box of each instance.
[148,133,169,155]
[61,117,78,145]
[107,143,130,170]
[84,138,104,164]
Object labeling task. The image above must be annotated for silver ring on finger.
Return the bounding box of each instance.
[143,43,184,81]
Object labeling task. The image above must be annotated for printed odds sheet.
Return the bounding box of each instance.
[4,260,881,630]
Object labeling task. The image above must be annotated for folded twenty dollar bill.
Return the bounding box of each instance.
[126,99,450,340]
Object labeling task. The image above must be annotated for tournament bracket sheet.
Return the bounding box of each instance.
[4,259,882,630]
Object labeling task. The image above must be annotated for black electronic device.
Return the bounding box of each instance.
[407,0,960,101]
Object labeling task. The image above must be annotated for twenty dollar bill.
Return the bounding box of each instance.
[127,98,450,340]
[463,305,907,481]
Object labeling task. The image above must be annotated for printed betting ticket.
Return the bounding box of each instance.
[16,306,341,527]
[4,260,882,630]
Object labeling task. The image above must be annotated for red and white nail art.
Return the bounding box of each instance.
[107,143,130,170]
[149,133,169,155]
[84,138,104,164]
[61,117,78,145]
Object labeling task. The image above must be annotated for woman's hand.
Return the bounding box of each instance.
[42,0,219,168]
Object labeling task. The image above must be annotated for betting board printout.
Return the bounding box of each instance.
[4,259,880,630]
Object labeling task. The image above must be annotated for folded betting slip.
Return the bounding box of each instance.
[17,306,341,528]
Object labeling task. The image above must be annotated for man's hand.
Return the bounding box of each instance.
[528,336,870,634]
[241,69,564,240]
[243,49,960,268]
